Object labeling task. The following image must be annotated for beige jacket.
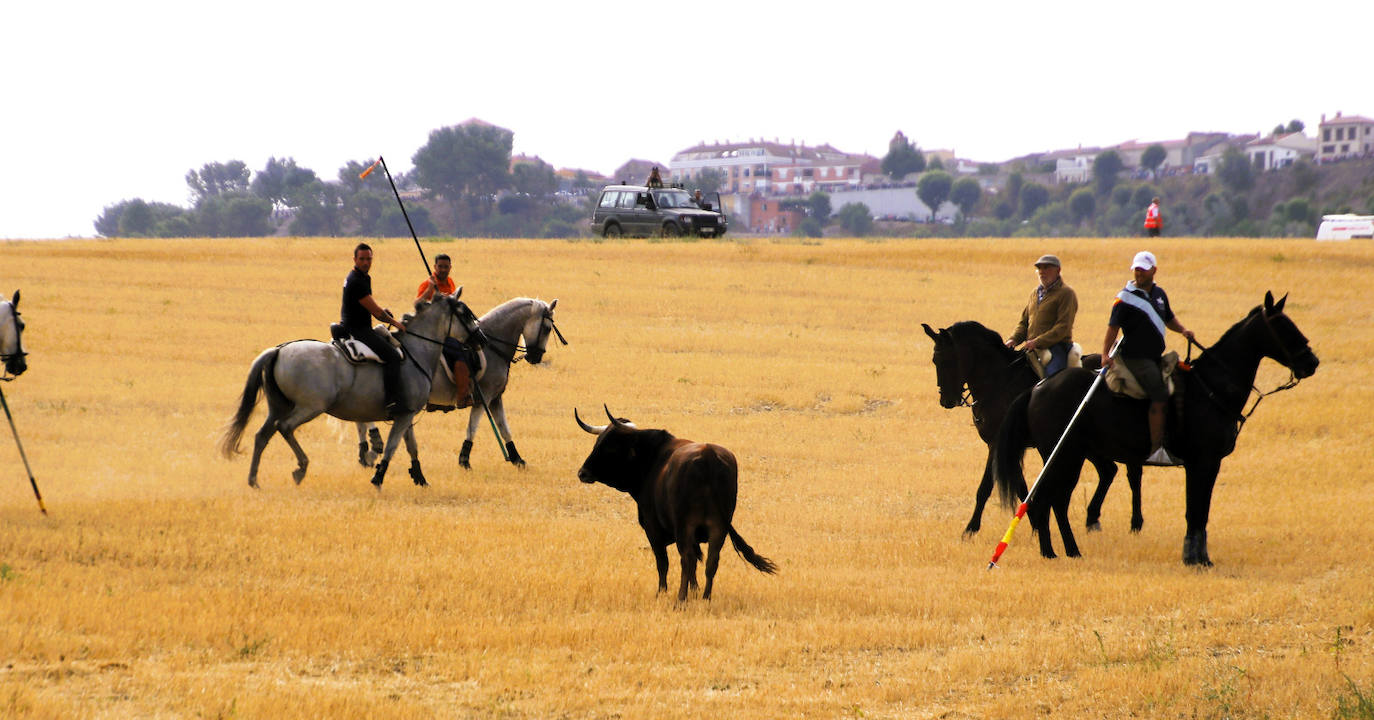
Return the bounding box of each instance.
[1010,278,1078,347]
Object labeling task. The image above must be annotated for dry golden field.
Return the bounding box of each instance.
[0,235,1371,719]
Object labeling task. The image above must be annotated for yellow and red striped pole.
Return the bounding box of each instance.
[986,338,1121,570]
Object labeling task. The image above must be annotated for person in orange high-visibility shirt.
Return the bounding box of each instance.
[416,254,457,301]
[1144,197,1162,237]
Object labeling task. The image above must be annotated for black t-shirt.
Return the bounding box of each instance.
[341,267,373,332]
[1108,283,1175,358]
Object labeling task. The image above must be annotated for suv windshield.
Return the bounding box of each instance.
[651,190,697,208]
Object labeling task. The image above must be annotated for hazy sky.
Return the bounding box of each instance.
[3,0,1367,239]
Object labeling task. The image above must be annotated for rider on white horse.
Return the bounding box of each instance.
[342,243,407,416]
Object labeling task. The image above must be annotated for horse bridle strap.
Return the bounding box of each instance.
[1184,325,1303,436]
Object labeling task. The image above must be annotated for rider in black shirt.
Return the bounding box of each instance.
[342,243,407,415]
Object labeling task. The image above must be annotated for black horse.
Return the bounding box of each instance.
[923,321,1143,537]
[994,292,1318,565]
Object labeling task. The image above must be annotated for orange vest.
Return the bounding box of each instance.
[416,276,456,300]
[1144,203,1161,229]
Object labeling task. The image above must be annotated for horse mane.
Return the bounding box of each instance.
[946,321,1019,362]
[1209,305,1264,351]
[480,297,545,325]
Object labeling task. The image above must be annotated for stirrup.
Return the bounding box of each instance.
[1144,447,1184,466]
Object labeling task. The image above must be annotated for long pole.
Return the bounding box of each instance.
[471,382,510,461]
[0,386,46,515]
[360,156,431,278]
[987,339,1121,569]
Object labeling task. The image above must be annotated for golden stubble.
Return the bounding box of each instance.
[0,235,1370,719]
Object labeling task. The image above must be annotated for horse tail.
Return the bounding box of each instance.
[728,526,778,575]
[994,389,1034,509]
[220,347,279,458]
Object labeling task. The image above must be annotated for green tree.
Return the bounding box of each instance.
[1141,144,1167,176]
[1131,185,1160,210]
[1069,188,1096,224]
[511,158,557,197]
[881,131,926,180]
[1290,160,1318,194]
[927,156,945,171]
[194,192,272,237]
[117,199,156,237]
[1093,150,1124,195]
[917,170,953,221]
[795,218,824,238]
[379,205,436,237]
[95,200,133,237]
[252,157,320,210]
[1019,183,1050,218]
[411,123,514,221]
[1005,172,1024,210]
[1217,147,1255,193]
[337,159,392,197]
[1285,119,1305,134]
[186,160,250,201]
[572,170,596,194]
[692,168,724,194]
[949,177,982,220]
[837,203,874,236]
[805,191,832,222]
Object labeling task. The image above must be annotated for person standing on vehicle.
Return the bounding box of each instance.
[342,243,407,417]
[647,167,663,188]
[1144,197,1162,237]
[1005,254,1078,377]
[1101,250,1194,466]
[692,189,707,208]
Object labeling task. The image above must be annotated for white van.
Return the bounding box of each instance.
[1316,214,1374,240]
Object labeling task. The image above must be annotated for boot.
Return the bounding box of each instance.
[1144,401,1182,466]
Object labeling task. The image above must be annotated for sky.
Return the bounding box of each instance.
[3,0,1368,239]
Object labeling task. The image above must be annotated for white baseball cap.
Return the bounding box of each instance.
[1131,251,1157,271]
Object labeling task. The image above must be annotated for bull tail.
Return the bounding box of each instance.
[993,389,1033,509]
[219,347,280,458]
[727,526,777,574]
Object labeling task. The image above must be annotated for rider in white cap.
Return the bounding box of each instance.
[1102,251,1195,465]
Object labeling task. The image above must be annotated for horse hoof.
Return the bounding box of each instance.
[511,459,527,468]
[292,469,307,485]
[248,479,259,489]
[1131,521,1144,533]
[1086,521,1102,532]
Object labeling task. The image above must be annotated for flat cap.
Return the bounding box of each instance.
[1034,254,1061,268]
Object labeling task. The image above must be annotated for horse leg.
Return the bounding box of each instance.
[460,406,482,469]
[1183,457,1221,566]
[1126,462,1144,532]
[403,425,426,487]
[371,415,414,488]
[490,396,525,467]
[1029,499,1057,559]
[702,525,727,601]
[1053,490,1081,558]
[1084,456,1118,531]
[355,422,378,467]
[246,415,278,489]
[274,407,322,485]
[964,448,996,537]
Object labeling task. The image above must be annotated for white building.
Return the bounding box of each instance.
[1246,132,1318,171]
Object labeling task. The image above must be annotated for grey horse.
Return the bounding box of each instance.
[1,291,27,378]
[221,293,480,488]
[355,297,562,469]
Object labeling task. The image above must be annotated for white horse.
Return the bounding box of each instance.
[355,297,563,469]
[0,291,27,378]
[221,293,480,488]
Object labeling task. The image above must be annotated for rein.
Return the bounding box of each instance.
[483,308,567,365]
[1183,322,1303,436]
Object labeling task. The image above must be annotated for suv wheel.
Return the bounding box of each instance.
[603,223,622,238]
[660,222,681,238]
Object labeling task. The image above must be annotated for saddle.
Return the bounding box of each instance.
[1026,342,1083,380]
[1105,351,1180,400]
[329,323,405,365]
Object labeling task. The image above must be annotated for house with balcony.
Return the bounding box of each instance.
[1317,112,1374,162]
[668,139,869,195]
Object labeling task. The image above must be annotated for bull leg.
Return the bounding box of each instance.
[676,538,699,602]
[403,425,426,487]
[1183,457,1221,566]
[652,543,670,594]
[1126,462,1144,532]
[702,526,727,601]
[1084,456,1118,531]
[490,397,525,468]
[964,448,996,537]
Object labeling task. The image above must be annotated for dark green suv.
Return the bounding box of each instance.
[590,184,727,238]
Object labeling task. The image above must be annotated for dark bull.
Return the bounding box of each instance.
[575,406,777,602]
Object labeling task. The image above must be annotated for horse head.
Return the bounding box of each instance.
[1259,291,1319,379]
[416,290,480,345]
[1,290,26,378]
[522,298,561,365]
[923,323,965,409]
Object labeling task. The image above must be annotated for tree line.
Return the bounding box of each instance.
[96,123,594,239]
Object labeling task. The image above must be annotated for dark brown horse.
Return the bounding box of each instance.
[923,321,1143,536]
[994,293,1318,565]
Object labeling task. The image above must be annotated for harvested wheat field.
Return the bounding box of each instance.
[0,235,1370,719]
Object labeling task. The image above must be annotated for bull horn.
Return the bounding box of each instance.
[575,408,607,435]
[603,405,637,429]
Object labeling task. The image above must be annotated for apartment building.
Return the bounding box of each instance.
[1317,112,1374,162]
[669,139,869,195]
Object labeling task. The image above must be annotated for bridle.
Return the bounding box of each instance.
[485,305,567,364]
[397,298,480,382]
[1183,309,1308,434]
[0,303,25,382]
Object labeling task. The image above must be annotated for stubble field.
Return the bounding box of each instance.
[0,235,1370,719]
